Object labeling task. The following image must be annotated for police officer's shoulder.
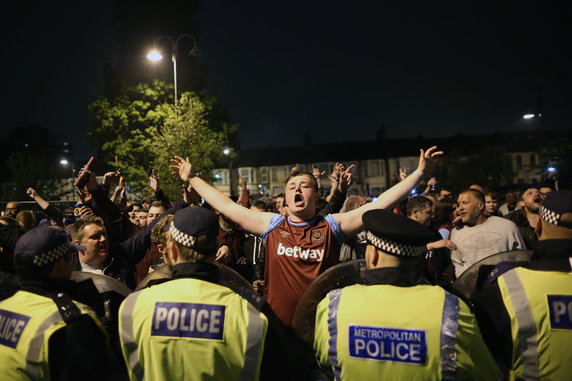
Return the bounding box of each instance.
[234,286,266,311]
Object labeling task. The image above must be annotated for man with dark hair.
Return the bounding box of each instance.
[135,209,149,228]
[504,186,541,249]
[450,189,525,277]
[472,190,572,379]
[0,227,110,380]
[406,196,433,225]
[4,201,20,219]
[314,210,499,379]
[119,207,311,380]
[127,203,142,225]
[406,196,457,284]
[147,200,169,225]
[499,190,522,216]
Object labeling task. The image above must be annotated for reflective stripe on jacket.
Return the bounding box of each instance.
[119,277,268,381]
[0,290,100,381]
[314,284,499,380]
[498,267,572,380]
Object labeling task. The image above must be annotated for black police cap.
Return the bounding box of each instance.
[14,227,85,267]
[168,206,219,249]
[362,209,435,257]
[539,190,572,228]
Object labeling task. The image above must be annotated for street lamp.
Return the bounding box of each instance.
[522,113,543,130]
[146,34,200,108]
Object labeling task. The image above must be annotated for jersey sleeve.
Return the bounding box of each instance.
[261,214,284,242]
[325,214,345,245]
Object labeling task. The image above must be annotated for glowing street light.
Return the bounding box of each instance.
[146,50,163,61]
[60,159,69,166]
[146,34,200,108]
[523,114,535,119]
[223,148,230,155]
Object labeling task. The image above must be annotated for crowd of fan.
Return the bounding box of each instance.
[0,163,557,292]
[0,153,566,380]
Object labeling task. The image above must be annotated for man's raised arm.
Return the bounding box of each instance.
[170,156,274,235]
[334,146,443,238]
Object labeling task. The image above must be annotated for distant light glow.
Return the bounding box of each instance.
[258,184,263,188]
[146,50,163,61]
[223,148,230,155]
[410,189,417,195]
[547,166,556,172]
[60,159,69,165]
[523,114,535,119]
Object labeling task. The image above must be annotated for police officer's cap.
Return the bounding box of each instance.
[539,190,572,228]
[14,227,85,267]
[362,209,434,257]
[168,206,219,249]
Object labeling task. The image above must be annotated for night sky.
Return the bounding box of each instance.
[2,1,571,159]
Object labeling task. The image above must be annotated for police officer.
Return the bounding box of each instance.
[0,227,110,381]
[471,190,572,380]
[119,206,310,381]
[313,209,499,380]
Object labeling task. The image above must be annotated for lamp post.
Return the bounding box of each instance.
[59,159,75,201]
[146,34,200,108]
[223,148,234,196]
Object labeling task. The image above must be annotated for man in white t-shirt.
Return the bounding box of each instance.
[450,189,525,277]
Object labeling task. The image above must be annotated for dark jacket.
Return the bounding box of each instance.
[504,209,537,249]
[73,200,188,289]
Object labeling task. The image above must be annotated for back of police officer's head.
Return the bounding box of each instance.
[165,207,219,265]
[13,227,84,280]
[538,190,572,240]
[362,209,434,269]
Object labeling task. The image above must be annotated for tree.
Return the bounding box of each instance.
[153,93,237,198]
[435,146,516,192]
[88,80,237,199]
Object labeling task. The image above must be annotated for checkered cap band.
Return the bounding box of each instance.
[365,231,426,257]
[169,221,197,248]
[539,205,560,226]
[32,241,71,266]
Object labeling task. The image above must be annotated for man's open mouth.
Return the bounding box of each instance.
[294,194,304,205]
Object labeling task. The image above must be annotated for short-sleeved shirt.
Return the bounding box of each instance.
[261,214,344,325]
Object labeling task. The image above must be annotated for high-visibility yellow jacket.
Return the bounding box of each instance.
[0,290,103,381]
[119,276,268,381]
[314,282,499,380]
[497,266,572,380]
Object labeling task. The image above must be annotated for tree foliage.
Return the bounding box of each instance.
[434,146,516,192]
[88,80,237,199]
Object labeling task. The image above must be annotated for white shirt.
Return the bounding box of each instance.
[450,216,525,277]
